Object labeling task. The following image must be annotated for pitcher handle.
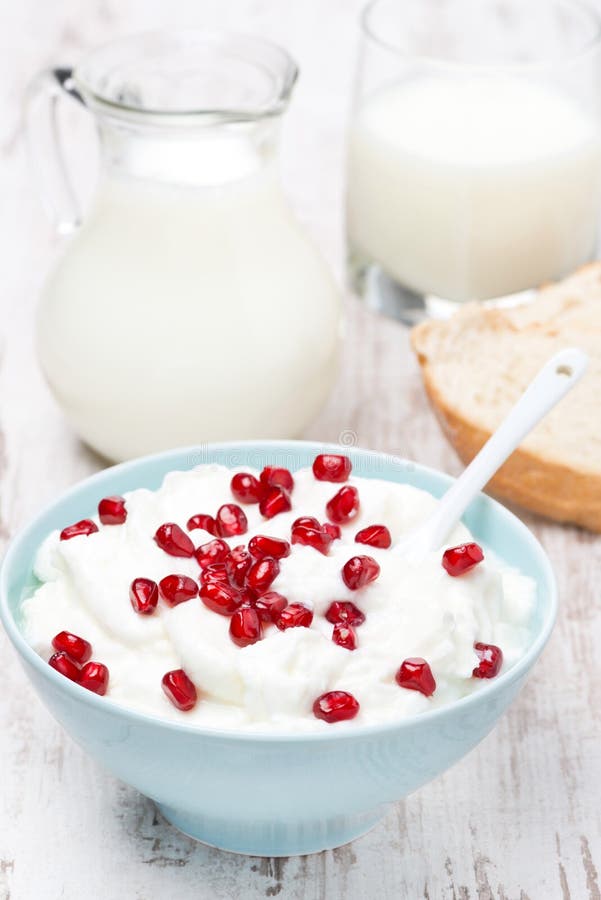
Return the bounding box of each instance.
[26,68,86,236]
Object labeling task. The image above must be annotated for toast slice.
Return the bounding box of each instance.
[411,263,601,532]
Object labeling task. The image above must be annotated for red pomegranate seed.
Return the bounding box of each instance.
[60,519,98,541]
[159,574,198,607]
[473,642,503,679]
[98,495,127,525]
[162,669,197,711]
[291,524,332,556]
[129,577,159,615]
[199,562,230,586]
[355,524,391,549]
[312,454,352,483]
[260,466,294,492]
[341,555,380,590]
[229,606,263,647]
[260,486,292,519]
[246,556,280,594]
[332,623,357,650]
[313,690,359,723]
[276,603,313,630]
[238,587,256,606]
[322,522,341,540]
[226,546,253,587]
[200,581,242,616]
[395,658,436,696]
[79,661,109,695]
[442,543,484,577]
[154,523,194,558]
[194,538,230,569]
[215,503,248,538]
[231,472,264,504]
[51,630,92,664]
[292,516,320,530]
[326,486,360,525]
[253,590,288,623]
[187,513,217,535]
[248,534,291,560]
[48,651,81,682]
[325,600,365,626]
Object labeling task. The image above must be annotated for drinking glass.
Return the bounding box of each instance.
[347,0,601,322]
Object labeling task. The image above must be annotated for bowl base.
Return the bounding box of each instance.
[155,801,387,857]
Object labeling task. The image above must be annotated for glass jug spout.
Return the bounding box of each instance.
[74,30,298,124]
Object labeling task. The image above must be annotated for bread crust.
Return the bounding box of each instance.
[412,324,601,533]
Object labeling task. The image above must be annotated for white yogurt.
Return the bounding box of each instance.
[22,465,535,731]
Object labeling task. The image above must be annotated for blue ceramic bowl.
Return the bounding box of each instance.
[0,441,557,857]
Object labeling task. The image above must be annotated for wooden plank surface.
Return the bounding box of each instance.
[1,1,600,897]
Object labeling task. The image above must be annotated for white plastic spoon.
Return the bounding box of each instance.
[397,347,589,559]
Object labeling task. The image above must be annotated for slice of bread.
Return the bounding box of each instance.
[411,263,601,532]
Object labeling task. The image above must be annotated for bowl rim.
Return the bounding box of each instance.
[0,439,558,743]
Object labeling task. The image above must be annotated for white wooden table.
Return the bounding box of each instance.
[1,1,600,897]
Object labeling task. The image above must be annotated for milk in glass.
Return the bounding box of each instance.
[347,75,601,302]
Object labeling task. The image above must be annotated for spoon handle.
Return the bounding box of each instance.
[425,347,589,551]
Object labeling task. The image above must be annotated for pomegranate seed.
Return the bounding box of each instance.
[332,623,357,650]
[395,658,436,697]
[154,523,194,558]
[200,581,242,616]
[229,606,263,647]
[442,543,484,577]
[187,513,217,535]
[323,522,341,540]
[98,495,127,525]
[341,555,380,590]
[246,557,280,594]
[51,630,92,664]
[355,524,391,549]
[79,661,109,695]
[325,600,365,626]
[260,486,292,519]
[312,454,352,483]
[226,546,253,587]
[326,486,360,525]
[162,669,197,711]
[159,574,198,607]
[215,503,248,538]
[238,587,256,606]
[292,516,320,530]
[253,590,288,623]
[260,466,294,492]
[231,472,264,504]
[60,519,98,541]
[199,562,230,586]
[194,538,230,568]
[276,603,313,630]
[313,690,359,723]
[291,524,332,556]
[129,577,159,615]
[473,642,503,679]
[248,534,291,560]
[48,651,81,682]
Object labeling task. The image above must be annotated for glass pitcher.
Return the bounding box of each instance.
[28,31,341,461]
